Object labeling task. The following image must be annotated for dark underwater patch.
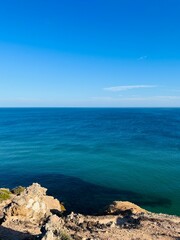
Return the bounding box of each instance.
[0,172,171,215]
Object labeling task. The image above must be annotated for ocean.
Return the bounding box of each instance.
[0,108,179,215]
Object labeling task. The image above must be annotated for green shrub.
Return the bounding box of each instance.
[60,203,66,212]
[60,232,72,240]
[11,186,25,195]
[0,188,11,202]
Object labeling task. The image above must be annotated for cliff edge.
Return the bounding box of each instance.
[0,183,179,240]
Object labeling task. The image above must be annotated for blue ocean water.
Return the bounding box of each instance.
[0,108,180,215]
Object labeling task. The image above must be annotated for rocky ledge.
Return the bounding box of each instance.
[0,183,180,240]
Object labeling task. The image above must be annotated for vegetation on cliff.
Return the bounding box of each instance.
[0,189,12,202]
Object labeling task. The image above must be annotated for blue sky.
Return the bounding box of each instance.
[0,0,180,107]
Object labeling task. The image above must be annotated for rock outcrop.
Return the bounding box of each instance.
[105,201,147,215]
[1,183,64,236]
[42,215,72,240]
[0,183,180,240]
[41,210,180,240]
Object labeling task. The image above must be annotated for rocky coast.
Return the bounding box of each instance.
[0,183,180,240]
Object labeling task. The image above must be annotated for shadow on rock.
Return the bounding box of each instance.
[116,214,141,229]
[0,225,39,240]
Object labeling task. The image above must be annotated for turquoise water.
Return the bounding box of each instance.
[0,108,180,215]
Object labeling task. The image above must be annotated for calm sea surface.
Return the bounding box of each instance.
[0,108,180,215]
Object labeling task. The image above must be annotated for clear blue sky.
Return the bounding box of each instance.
[0,0,180,107]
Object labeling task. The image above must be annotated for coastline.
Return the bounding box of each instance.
[0,183,180,240]
[1,108,180,217]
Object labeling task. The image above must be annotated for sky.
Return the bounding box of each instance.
[0,0,180,107]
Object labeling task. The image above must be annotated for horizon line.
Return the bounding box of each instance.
[0,106,180,109]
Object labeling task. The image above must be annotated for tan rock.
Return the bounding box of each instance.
[105,201,147,215]
[44,195,62,212]
[42,215,71,240]
[3,183,64,235]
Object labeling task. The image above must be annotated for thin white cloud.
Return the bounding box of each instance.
[104,85,156,92]
[119,96,180,101]
[91,95,180,102]
[137,55,148,61]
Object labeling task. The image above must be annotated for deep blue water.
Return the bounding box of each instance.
[0,108,180,215]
